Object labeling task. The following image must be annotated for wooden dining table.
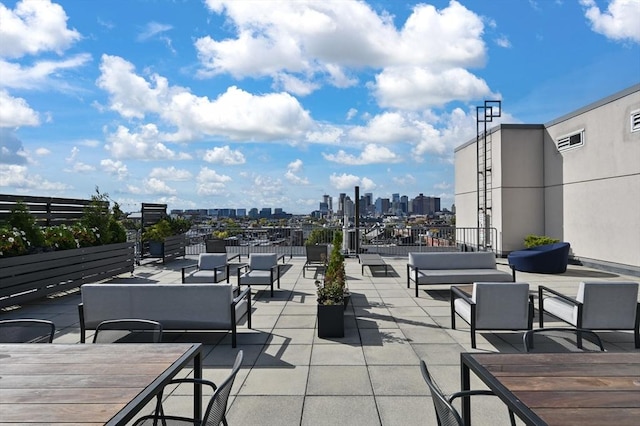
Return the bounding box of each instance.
[0,343,202,425]
[460,352,640,426]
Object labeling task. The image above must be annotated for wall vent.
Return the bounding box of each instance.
[631,109,640,133]
[556,129,584,152]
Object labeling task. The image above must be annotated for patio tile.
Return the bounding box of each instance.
[368,365,429,396]
[227,396,304,425]
[274,314,317,329]
[255,343,312,366]
[310,343,366,365]
[376,396,438,426]
[307,365,373,395]
[301,396,380,426]
[238,366,309,395]
[362,342,420,365]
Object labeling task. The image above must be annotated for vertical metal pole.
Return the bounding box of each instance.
[354,186,360,255]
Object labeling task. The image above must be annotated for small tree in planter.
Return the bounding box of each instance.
[316,231,348,338]
[143,217,191,257]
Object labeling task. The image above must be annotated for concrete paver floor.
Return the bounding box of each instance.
[1,255,638,425]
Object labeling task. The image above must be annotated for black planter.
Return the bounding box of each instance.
[148,241,164,257]
[317,304,344,338]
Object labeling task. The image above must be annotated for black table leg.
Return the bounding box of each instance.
[461,355,471,426]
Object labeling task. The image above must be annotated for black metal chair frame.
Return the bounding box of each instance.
[134,350,243,426]
[237,254,285,297]
[93,319,163,343]
[303,244,328,278]
[538,285,640,348]
[0,319,55,343]
[205,238,241,262]
[523,327,605,352]
[451,286,534,348]
[420,360,515,426]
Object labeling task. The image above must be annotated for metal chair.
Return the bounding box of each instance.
[523,327,605,352]
[420,360,515,426]
[451,282,534,348]
[134,350,243,426]
[93,319,163,343]
[182,253,231,283]
[303,244,327,277]
[205,238,241,262]
[237,253,284,297]
[539,281,639,348]
[0,319,55,343]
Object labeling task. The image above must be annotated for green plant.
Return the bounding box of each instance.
[306,228,335,246]
[0,226,29,257]
[524,234,560,248]
[168,217,191,234]
[7,201,45,250]
[44,225,78,250]
[143,219,173,242]
[317,231,346,305]
[71,224,98,247]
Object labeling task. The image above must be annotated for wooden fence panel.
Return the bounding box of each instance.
[0,242,135,308]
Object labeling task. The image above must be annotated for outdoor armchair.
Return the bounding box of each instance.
[182,253,230,283]
[508,242,571,280]
[205,238,241,262]
[303,244,328,277]
[538,281,640,348]
[238,253,285,297]
[451,282,534,348]
[420,360,515,426]
[0,319,55,343]
[134,350,243,426]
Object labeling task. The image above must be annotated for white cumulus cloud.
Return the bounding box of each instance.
[323,144,400,165]
[203,146,246,165]
[580,0,640,43]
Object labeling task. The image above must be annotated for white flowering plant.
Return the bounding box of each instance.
[0,226,29,257]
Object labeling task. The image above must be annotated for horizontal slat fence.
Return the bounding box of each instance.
[0,194,107,227]
[0,242,135,308]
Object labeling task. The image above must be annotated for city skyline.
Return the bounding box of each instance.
[174,190,445,218]
[1,0,639,214]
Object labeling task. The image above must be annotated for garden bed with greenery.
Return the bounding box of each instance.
[0,191,135,307]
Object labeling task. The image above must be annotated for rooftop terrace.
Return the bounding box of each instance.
[1,255,638,425]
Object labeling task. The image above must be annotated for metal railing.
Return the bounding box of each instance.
[182,225,500,258]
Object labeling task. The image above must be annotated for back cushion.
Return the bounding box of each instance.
[81,284,233,327]
[250,253,277,269]
[409,252,496,269]
[199,253,227,269]
[473,282,530,328]
[578,281,639,328]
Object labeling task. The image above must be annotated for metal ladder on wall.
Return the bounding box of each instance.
[476,101,501,251]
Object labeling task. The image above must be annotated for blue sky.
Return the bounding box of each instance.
[1,0,639,214]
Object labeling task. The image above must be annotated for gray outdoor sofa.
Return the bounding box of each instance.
[407,252,513,297]
[78,283,251,347]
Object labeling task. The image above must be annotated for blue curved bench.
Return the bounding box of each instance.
[508,242,570,279]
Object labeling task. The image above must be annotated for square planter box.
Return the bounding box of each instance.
[317,304,344,338]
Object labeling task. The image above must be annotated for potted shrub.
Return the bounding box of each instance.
[143,217,191,257]
[316,231,348,338]
[143,219,173,256]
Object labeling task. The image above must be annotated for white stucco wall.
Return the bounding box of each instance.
[544,89,640,268]
[454,84,640,272]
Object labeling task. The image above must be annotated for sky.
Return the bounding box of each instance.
[0,0,639,215]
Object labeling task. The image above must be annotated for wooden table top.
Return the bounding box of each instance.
[0,343,202,425]
[461,352,640,426]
